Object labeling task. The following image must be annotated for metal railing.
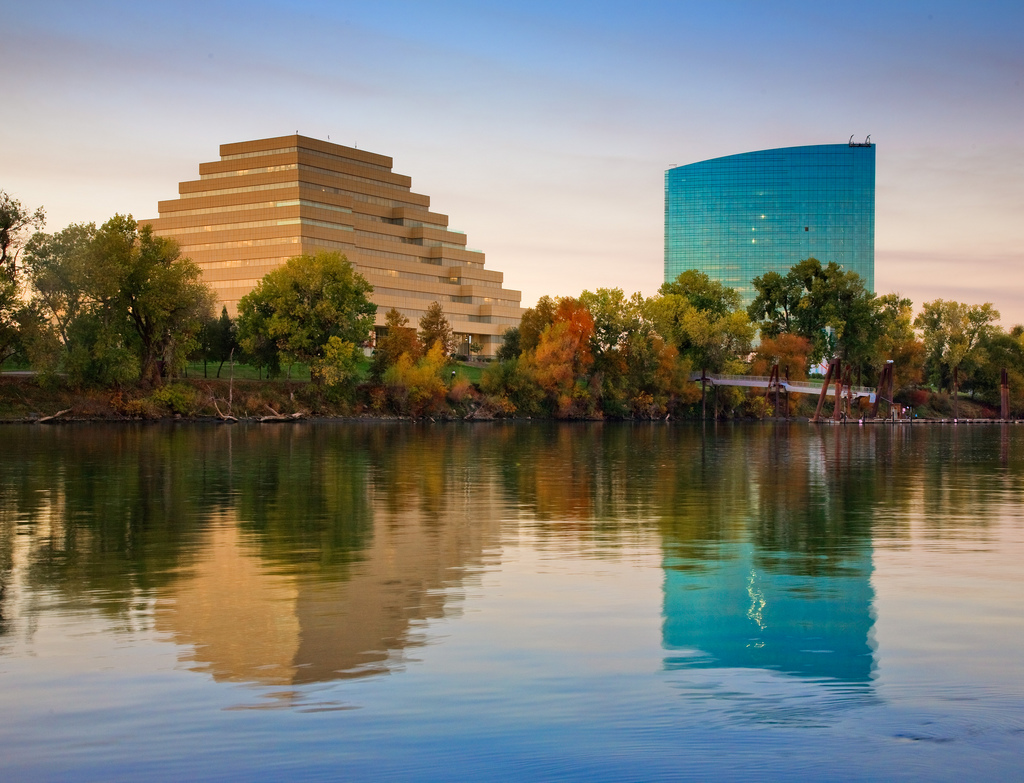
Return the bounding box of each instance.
[689,372,875,399]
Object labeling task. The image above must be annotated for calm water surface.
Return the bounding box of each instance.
[0,422,1022,781]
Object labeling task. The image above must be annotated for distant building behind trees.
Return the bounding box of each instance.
[666,142,875,305]
[143,135,524,357]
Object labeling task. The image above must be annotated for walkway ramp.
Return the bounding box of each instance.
[689,372,876,402]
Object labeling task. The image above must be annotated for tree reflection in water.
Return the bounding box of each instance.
[1,422,1021,696]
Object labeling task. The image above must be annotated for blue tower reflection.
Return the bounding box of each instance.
[663,544,875,684]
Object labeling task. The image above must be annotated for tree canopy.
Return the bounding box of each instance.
[0,190,45,280]
[237,251,376,383]
[914,299,1000,392]
[419,301,455,357]
[8,186,1024,421]
[649,270,752,372]
[747,270,803,338]
[749,258,879,370]
[874,293,924,393]
[21,215,213,386]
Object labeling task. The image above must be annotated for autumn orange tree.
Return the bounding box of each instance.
[526,297,596,417]
[748,334,812,379]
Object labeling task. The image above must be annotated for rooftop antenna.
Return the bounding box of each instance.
[865,134,871,144]
[849,134,854,144]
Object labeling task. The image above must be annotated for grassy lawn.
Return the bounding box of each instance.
[182,360,314,381]
[180,357,483,384]
[6,352,485,387]
[453,362,485,383]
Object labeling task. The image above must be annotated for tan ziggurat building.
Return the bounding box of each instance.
[145,134,523,356]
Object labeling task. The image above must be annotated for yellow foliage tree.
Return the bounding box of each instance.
[383,342,448,416]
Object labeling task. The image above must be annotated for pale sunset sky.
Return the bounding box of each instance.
[5,1,1023,321]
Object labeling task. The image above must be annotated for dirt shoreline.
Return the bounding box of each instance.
[1,375,1009,424]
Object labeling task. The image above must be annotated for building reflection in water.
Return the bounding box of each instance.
[660,424,880,690]
[662,547,875,684]
[153,428,504,687]
[2,420,1014,701]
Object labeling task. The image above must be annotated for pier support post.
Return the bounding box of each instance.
[813,359,836,422]
[871,361,894,420]
[832,361,845,422]
[953,366,960,420]
[1001,368,1010,421]
[701,368,707,421]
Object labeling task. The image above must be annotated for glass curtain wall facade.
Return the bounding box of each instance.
[665,144,875,305]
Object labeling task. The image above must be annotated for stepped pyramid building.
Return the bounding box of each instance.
[146,134,523,356]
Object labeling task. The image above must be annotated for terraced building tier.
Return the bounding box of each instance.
[145,135,523,356]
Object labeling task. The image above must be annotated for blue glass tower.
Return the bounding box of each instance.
[665,143,875,305]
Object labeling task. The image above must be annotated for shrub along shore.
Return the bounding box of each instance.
[0,366,1006,424]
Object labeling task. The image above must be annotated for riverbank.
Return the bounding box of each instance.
[0,374,503,423]
[0,374,1012,424]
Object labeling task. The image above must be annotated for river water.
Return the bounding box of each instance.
[0,422,1022,781]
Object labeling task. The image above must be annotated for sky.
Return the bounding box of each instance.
[5,0,1024,322]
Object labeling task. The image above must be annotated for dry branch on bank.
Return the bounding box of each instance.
[258,405,305,423]
[36,408,72,424]
[211,399,237,423]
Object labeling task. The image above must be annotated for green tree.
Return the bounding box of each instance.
[21,222,96,349]
[480,356,543,415]
[21,216,213,386]
[914,299,1000,395]
[875,293,924,394]
[418,301,454,357]
[649,271,753,373]
[579,287,663,414]
[747,270,804,338]
[788,258,881,372]
[210,306,239,378]
[618,330,697,417]
[661,269,742,317]
[235,290,280,378]
[237,251,376,384]
[0,274,24,366]
[974,326,1024,413]
[495,326,521,361]
[578,288,646,367]
[88,216,214,386]
[192,306,237,378]
[320,336,362,396]
[0,190,45,280]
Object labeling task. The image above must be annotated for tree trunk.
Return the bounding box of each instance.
[1001,368,1010,420]
[812,359,835,422]
[832,360,844,422]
